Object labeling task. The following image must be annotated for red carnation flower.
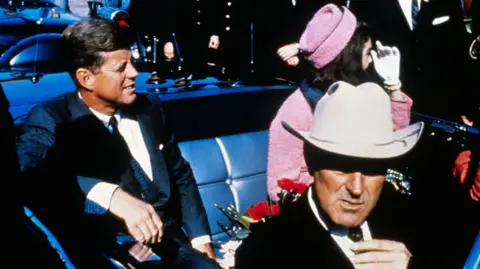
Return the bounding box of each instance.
[247,201,270,221]
[294,183,308,194]
[270,204,280,216]
[278,178,297,192]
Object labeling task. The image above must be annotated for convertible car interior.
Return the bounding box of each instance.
[2,17,478,269]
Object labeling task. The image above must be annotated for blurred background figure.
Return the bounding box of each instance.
[265,0,344,82]
[67,0,89,17]
[349,0,470,121]
[128,0,223,80]
[218,0,253,81]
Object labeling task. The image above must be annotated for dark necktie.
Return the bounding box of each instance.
[348,226,364,242]
[411,0,419,29]
[108,116,160,203]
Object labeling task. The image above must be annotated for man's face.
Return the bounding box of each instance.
[313,168,385,227]
[91,49,139,107]
[362,38,373,71]
[163,42,175,60]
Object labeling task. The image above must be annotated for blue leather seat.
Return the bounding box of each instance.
[463,232,480,269]
[178,131,269,247]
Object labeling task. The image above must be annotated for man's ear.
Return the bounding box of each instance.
[75,68,96,90]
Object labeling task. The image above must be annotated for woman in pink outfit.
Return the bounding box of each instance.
[267,4,413,201]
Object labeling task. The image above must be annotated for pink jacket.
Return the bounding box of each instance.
[267,89,413,201]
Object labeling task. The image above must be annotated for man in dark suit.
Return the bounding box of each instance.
[16,18,220,268]
[349,0,470,120]
[235,81,425,269]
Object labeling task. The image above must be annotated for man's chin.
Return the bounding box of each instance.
[331,213,366,228]
[118,93,137,106]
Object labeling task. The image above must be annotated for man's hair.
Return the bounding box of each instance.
[305,21,372,89]
[61,18,133,74]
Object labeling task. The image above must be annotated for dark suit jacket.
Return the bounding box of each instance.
[235,185,433,269]
[16,92,210,254]
[350,0,470,119]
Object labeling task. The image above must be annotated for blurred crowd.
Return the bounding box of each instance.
[117,0,478,121]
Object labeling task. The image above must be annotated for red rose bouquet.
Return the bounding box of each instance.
[216,178,308,268]
[216,178,308,233]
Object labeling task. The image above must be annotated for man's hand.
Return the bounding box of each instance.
[209,35,220,49]
[109,189,163,245]
[350,240,412,269]
[461,115,474,127]
[194,243,218,261]
[277,43,300,61]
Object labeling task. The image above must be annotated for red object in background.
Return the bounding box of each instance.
[117,18,129,28]
[453,150,480,202]
[113,11,130,28]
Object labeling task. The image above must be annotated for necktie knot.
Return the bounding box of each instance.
[348,226,364,242]
[108,116,119,132]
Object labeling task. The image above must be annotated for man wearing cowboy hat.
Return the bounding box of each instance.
[235,81,424,269]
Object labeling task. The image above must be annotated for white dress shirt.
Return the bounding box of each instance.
[307,188,373,259]
[399,0,422,30]
[76,94,210,247]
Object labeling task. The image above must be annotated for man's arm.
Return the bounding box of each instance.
[150,95,211,241]
[17,103,163,245]
[17,104,59,177]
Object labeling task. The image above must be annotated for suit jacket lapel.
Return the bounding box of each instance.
[66,92,143,198]
[295,194,357,269]
[133,104,170,196]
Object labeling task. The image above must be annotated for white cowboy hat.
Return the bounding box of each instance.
[282,81,424,159]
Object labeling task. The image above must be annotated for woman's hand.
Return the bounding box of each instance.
[277,43,300,61]
[371,41,401,85]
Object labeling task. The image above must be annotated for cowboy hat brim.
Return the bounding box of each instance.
[281,121,424,159]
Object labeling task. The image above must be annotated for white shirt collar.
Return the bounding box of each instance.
[78,92,120,127]
[307,187,372,257]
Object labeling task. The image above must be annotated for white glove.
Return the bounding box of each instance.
[371,41,401,85]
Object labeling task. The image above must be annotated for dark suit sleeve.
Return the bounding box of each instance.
[149,95,211,240]
[16,104,58,176]
[16,102,88,215]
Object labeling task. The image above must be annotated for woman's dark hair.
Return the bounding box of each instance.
[61,18,133,74]
[304,21,372,89]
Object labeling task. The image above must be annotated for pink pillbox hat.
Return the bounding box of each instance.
[299,4,357,69]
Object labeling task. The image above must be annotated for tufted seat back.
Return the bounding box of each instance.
[178,130,269,245]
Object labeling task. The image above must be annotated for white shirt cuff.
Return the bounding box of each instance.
[77,177,119,215]
[191,235,212,248]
